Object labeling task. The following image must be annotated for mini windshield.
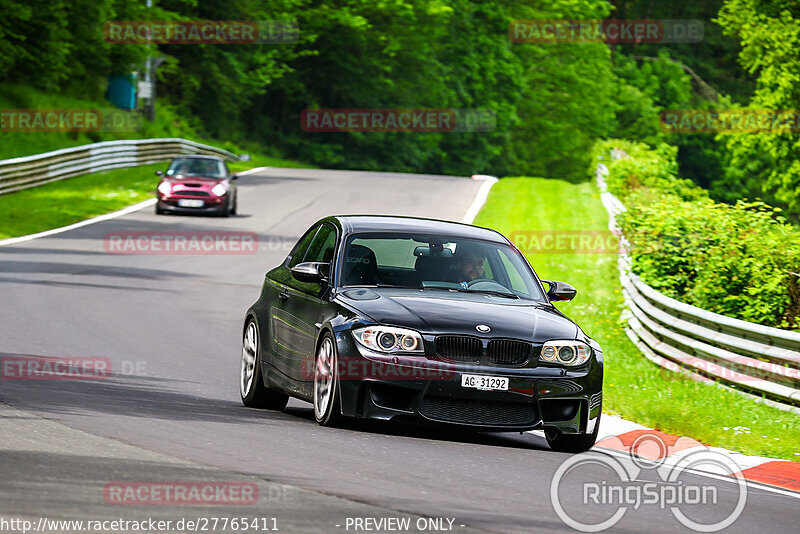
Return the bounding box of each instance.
[340,233,546,301]
[166,158,226,178]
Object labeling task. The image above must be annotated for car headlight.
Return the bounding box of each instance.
[540,340,591,366]
[211,183,228,197]
[352,326,424,354]
[157,182,172,196]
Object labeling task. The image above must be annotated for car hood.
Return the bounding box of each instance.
[336,288,578,342]
[163,176,226,187]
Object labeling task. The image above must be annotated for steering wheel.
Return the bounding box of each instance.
[467,278,496,288]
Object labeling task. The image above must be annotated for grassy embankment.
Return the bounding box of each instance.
[0,84,310,239]
[474,176,800,460]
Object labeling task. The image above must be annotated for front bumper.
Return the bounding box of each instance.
[157,196,226,214]
[333,330,603,434]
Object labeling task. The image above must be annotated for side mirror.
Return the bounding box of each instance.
[542,280,577,302]
[155,170,164,177]
[230,174,239,181]
[291,262,329,284]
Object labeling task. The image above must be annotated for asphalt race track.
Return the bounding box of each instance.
[0,168,797,533]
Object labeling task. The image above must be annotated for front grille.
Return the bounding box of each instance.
[435,336,482,362]
[419,396,537,426]
[173,190,210,197]
[487,339,531,365]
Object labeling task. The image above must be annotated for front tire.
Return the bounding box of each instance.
[155,202,166,215]
[240,318,289,410]
[313,333,343,426]
[545,412,601,453]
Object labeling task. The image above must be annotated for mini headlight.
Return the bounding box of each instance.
[157,182,172,196]
[352,326,424,354]
[540,340,591,366]
[211,183,228,197]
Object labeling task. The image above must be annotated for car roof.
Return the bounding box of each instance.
[328,215,508,244]
[170,155,225,161]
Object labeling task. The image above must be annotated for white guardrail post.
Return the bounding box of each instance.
[596,153,800,412]
[0,138,242,195]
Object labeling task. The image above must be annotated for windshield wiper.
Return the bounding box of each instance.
[458,288,519,299]
[421,286,519,299]
[344,284,409,288]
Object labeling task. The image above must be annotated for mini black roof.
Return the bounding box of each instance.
[170,155,225,161]
[327,215,508,244]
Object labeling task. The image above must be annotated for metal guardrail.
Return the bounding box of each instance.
[0,138,241,195]
[596,158,800,411]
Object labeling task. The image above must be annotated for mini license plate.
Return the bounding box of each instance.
[177,199,204,208]
[461,374,509,391]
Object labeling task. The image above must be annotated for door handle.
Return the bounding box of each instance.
[278,289,289,302]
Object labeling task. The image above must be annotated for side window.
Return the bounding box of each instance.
[303,224,337,263]
[287,226,321,268]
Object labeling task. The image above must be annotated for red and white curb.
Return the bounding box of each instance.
[594,414,800,496]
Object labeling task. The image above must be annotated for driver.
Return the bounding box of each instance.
[454,243,486,283]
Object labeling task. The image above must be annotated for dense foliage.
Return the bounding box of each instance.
[594,139,800,329]
[0,0,700,180]
[1,0,798,211]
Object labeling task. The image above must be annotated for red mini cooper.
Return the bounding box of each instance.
[155,155,239,217]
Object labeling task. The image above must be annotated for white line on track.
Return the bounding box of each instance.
[0,198,157,247]
[462,175,498,224]
[0,166,267,247]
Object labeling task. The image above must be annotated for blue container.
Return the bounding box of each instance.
[106,74,137,110]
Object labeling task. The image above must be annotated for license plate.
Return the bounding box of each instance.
[177,199,204,208]
[461,374,509,391]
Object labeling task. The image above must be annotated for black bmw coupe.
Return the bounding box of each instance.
[240,216,603,452]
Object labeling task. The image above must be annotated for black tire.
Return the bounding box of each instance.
[545,411,601,453]
[155,202,166,215]
[240,318,289,410]
[220,197,231,218]
[313,333,343,427]
[231,194,237,215]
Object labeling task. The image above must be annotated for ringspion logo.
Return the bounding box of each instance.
[551,432,747,532]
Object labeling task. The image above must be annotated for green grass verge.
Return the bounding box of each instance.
[0,163,163,239]
[0,152,313,240]
[474,176,800,461]
[0,82,314,239]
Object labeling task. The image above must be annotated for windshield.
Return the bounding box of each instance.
[166,158,226,178]
[340,233,545,301]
